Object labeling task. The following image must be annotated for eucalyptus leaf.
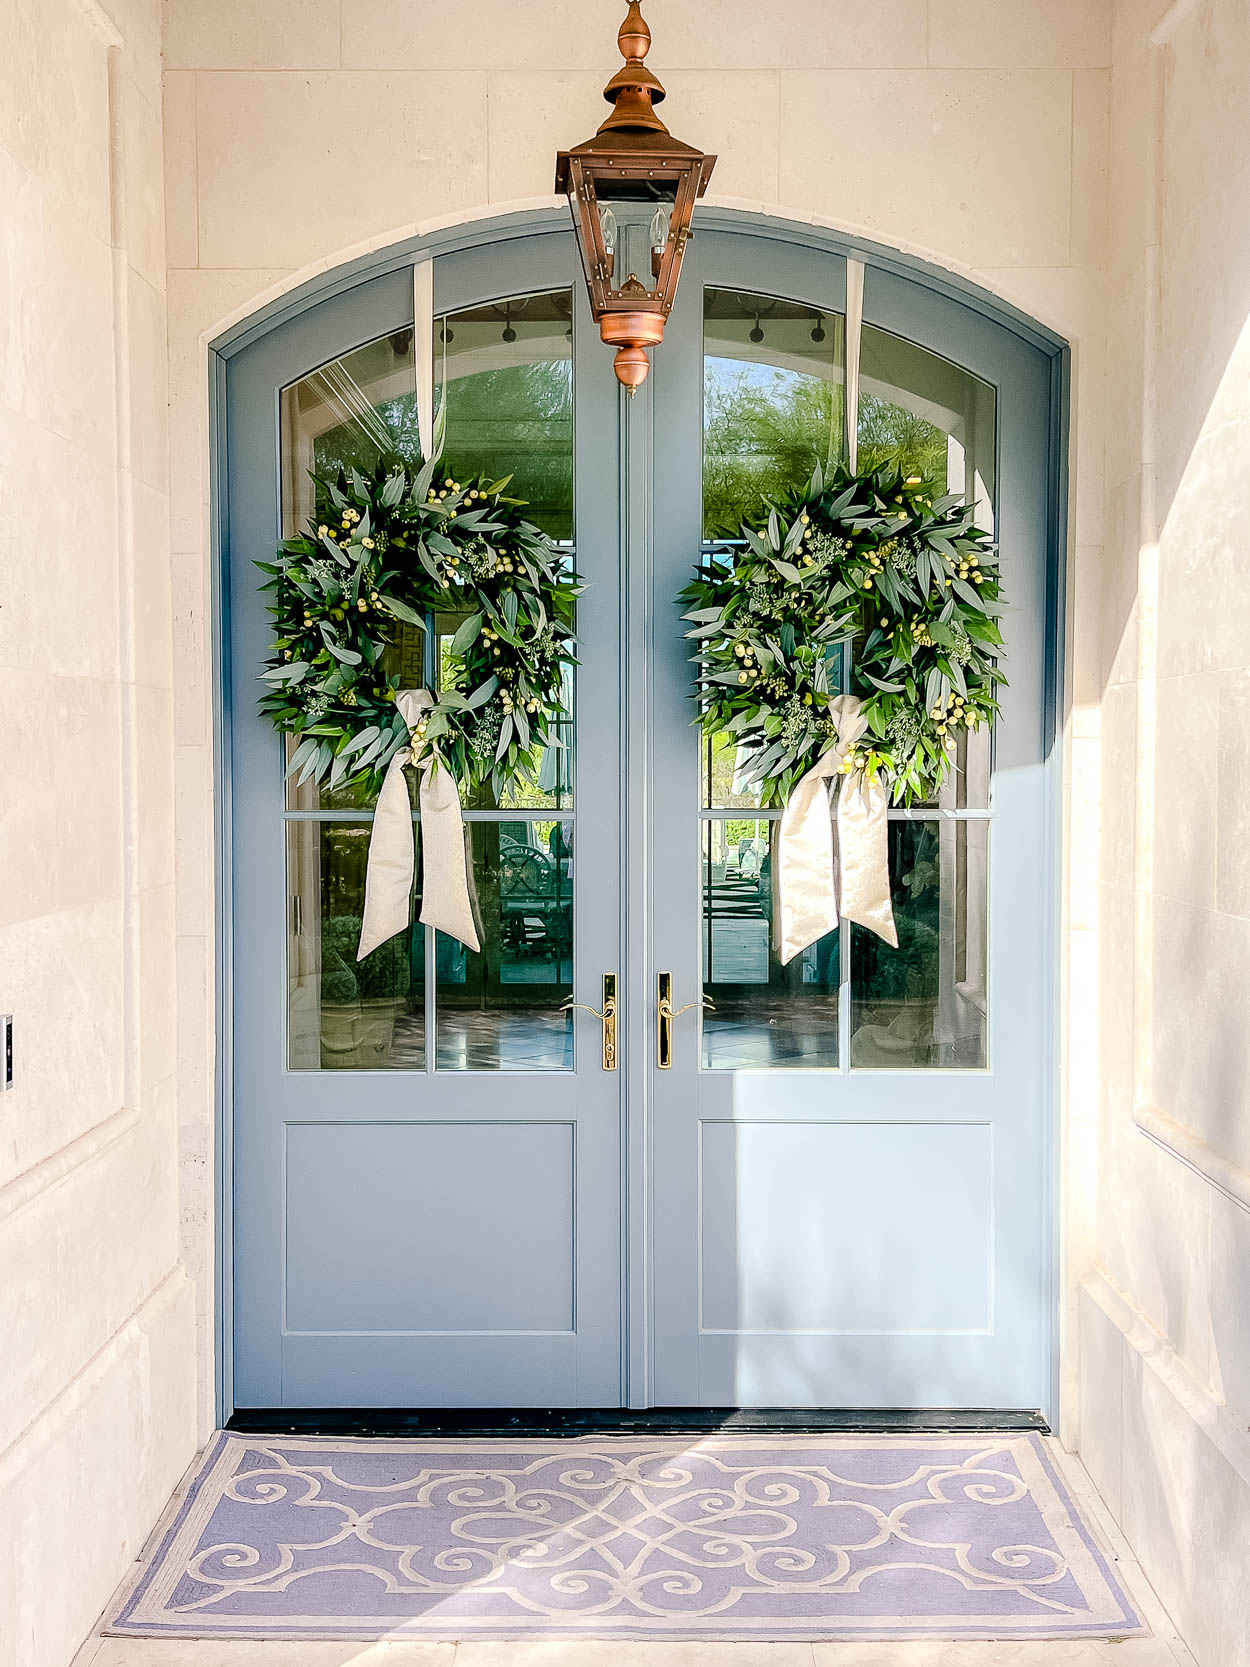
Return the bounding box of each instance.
[286,736,319,777]
[380,594,427,628]
[465,675,500,710]
[449,612,482,655]
[339,726,381,758]
[379,469,406,508]
[495,713,514,761]
[321,635,362,667]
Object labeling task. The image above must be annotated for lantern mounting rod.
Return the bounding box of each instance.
[598,1,668,134]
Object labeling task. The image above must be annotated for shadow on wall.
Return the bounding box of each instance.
[1090,282,1250,1660]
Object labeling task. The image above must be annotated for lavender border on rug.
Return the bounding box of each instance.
[109,1432,1145,1641]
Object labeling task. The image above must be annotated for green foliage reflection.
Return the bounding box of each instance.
[703,361,952,540]
[704,360,845,538]
[858,394,948,489]
[441,360,573,542]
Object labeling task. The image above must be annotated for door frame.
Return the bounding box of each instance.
[209,204,1070,1425]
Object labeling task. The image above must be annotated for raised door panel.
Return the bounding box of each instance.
[284,1121,575,1333]
[699,1119,992,1334]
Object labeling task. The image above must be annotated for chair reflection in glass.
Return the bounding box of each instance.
[499,823,572,975]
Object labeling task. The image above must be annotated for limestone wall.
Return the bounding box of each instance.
[0,0,197,1662]
[1076,3,1250,1663]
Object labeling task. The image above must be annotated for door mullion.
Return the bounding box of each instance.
[837,259,865,1072]
[619,217,657,1409]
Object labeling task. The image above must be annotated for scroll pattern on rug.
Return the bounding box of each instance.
[110,1434,1144,1641]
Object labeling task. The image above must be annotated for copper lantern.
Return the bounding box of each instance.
[555,2,715,391]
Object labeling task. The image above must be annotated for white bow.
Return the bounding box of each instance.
[357,689,480,961]
[777,693,898,964]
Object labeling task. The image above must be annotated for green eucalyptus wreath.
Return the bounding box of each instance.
[258,457,578,799]
[680,463,1006,806]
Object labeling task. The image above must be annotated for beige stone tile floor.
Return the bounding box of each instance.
[76,1446,1196,1667]
[73,1638,1192,1667]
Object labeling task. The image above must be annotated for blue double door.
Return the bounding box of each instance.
[226,221,1058,1412]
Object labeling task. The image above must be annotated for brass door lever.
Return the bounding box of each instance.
[561,973,618,1070]
[656,971,714,1069]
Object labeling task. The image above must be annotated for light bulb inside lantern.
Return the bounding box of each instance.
[649,200,672,275]
[598,203,618,278]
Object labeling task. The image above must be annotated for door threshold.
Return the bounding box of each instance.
[227,1406,1049,1438]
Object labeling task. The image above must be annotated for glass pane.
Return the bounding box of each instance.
[858,322,997,808]
[279,327,424,814]
[857,323,996,520]
[850,818,987,1069]
[280,329,418,538]
[702,821,839,1069]
[278,293,576,813]
[434,296,578,807]
[704,288,847,539]
[436,818,573,1070]
[287,820,425,1070]
[436,292,574,542]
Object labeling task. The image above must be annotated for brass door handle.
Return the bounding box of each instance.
[560,973,618,1070]
[656,971,714,1069]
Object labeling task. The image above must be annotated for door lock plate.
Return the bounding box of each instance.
[561,974,617,1070]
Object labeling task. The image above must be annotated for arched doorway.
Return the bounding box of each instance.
[220,212,1062,1415]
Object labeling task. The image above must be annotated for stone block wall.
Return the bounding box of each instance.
[0,0,197,1663]
[1076,4,1250,1663]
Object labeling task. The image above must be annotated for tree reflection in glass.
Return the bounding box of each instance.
[703,289,846,538]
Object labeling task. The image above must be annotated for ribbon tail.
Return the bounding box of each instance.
[416,761,480,953]
[357,753,417,961]
[462,820,486,951]
[778,769,840,965]
[837,770,898,948]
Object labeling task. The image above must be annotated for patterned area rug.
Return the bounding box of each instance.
[109,1432,1144,1642]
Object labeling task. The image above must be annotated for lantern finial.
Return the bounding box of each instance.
[617,1,651,64]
